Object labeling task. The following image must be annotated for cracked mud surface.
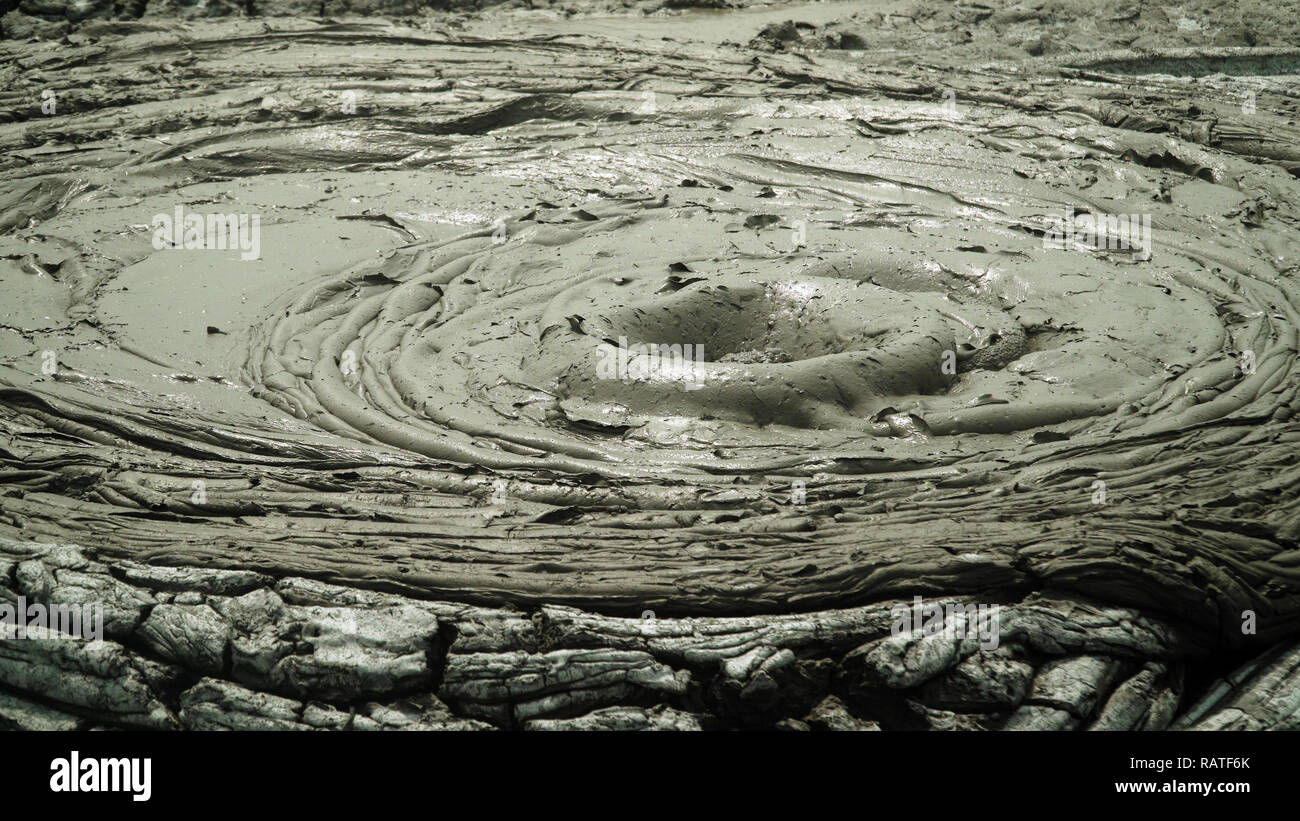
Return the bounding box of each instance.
[2,4,1300,730]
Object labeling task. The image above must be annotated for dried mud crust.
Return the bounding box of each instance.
[3,537,1298,731]
[1,17,1299,729]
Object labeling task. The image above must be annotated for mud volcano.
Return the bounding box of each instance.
[2,12,1300,731]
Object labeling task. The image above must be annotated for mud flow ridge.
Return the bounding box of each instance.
[1,18,1299,730]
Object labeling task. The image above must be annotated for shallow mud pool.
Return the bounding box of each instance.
[2,11,1300,731]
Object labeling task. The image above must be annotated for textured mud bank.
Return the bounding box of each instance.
[2,11,1300,730]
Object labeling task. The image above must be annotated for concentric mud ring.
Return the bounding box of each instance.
[250,163,1297,479]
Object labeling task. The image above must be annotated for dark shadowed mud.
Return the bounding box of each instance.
[1,7,1299,730]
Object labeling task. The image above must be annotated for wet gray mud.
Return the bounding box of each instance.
[2,11,1300,730]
